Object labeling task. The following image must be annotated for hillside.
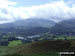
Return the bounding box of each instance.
[1,40,75,56]
[0,19,56,36]
[0,19,56,29]
[14,19,56,29]
[50,19,75,36]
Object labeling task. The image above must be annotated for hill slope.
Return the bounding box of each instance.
[0,19,56,36]
[0,19,56,29]
[50,19,75,36]
[4,40,75,54]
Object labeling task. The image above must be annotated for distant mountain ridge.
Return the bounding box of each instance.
[14,18,56,29]
[50,19,75,36]
[0,18,56,36]
[0,19,56,29]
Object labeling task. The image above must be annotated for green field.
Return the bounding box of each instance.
[0,40,75,56]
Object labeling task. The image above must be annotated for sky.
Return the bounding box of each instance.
[0,0,75,23]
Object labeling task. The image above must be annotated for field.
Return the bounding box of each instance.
[0,40,74,56]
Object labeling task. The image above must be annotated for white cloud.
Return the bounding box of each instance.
[0,0,17,9]
[0,0,17,21]
[0,0,75,22]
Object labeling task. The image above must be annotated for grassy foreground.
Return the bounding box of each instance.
[3,52,59,56]
[0,40,75,56]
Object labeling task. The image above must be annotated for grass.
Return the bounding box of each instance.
[0,46,10,56]
[3,52,59,56]
[54,36,75,40]
[0,40,75,56]
[8,40,22,47]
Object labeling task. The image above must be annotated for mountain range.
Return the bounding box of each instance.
[1,18,75,36]
[0,18,56,36]
[50,19,75,36]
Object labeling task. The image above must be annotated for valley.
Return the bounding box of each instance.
[0,19,75,56]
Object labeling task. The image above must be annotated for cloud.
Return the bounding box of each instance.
[0,0,17,21]
[0,0,17,9]
[0,0,75,22]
